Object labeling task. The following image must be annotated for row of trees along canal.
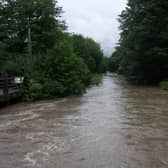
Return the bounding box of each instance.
[0,0,108,101]
[108,0,168,89]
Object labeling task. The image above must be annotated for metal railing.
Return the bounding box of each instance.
[0,75,23,103]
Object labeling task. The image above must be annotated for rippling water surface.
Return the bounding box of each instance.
[0,74,168,168]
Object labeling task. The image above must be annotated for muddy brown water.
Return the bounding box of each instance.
[0,74,168,168]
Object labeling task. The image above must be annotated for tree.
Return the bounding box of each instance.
[0,0,65,53]
[71,34,104,73]
[108,47,122,73]
[115,0,168,84]
[0,0,65,75]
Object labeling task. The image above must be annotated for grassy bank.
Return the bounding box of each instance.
[160,81,168,91]
[90,74,103,85]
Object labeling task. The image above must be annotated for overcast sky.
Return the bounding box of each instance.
[59,0,127,56]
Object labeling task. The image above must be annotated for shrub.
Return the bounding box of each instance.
[43,80,65,97]
[25,38,91,100]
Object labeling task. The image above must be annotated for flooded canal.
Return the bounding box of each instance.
[0,74,168,168]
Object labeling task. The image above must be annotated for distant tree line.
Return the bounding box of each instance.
[109,0,168,85]
[0,0,107,100]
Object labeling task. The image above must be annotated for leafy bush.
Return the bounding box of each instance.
[26,79,44,100]
[45,38,90,95]
[25,37,91,100]
[43,80,65,97]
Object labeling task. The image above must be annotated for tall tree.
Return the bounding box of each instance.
[71,34,104,73]
[0,0,65,55]
[114,0,168,84]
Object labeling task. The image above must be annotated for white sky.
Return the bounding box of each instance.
[59,0,127,56]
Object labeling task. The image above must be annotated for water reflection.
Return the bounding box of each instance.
[0,74,168,168]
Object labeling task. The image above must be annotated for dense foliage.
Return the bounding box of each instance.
[26,34,90,100]
[109,0,168,84]
[0,0,64,74]
[0,0,107,100]
[71,34,107,73]
[0,0,64,53]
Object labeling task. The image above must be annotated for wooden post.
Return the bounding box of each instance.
[3,74,9,103]
[28,27,32,66]
[27,22,33,75]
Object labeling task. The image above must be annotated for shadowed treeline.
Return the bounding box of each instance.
[108,0,168,87]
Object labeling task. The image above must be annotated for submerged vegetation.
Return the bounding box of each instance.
[0,0,107,100]
[109,0,168,87]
